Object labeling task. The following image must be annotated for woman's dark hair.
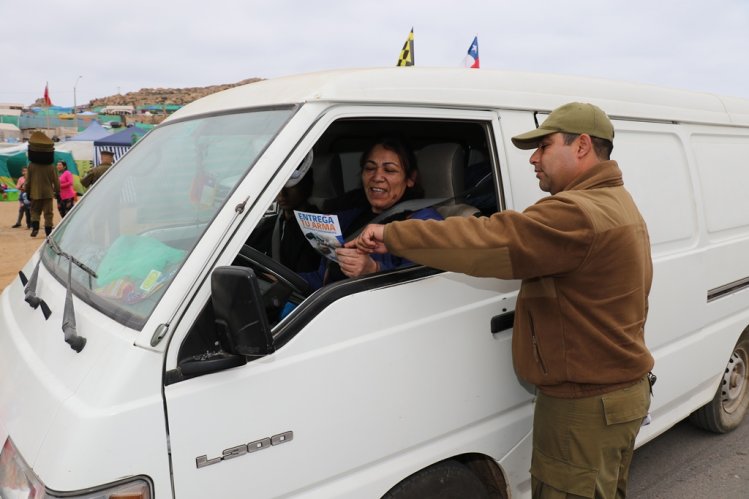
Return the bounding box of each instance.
[359,136,424,199]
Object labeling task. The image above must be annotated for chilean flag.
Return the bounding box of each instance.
[465,36,479,69]
[43,82,52,106]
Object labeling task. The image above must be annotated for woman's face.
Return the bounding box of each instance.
[56,161,65,172]
[361,144,414,214]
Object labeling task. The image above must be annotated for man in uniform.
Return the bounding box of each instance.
[81,149,115,189]
[350,102,654,498]
[25,131,60,237]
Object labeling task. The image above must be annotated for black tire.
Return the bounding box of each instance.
[382,460,490,499]
[689,330,749,433]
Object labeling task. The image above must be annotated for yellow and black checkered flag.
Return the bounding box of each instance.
[396,28,414,66]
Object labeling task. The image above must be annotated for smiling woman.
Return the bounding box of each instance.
[361,138,419,213]
[299,136,443,290]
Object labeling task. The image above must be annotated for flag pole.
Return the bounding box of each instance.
[44,82,51,133]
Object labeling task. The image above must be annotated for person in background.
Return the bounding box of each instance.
[351,103,654,498]
[18,185,31,228]
[26,131,60,237]
[11,185,32,229]
[15,166,27,189]
[11,167,30,228]
[301,136,443,290]
[247,151,322,273]
[56,160,75,217]
[81,149,114,189]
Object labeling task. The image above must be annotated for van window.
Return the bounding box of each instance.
[42,108,296,329]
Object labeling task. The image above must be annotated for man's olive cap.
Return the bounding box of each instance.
[511,102,614,150]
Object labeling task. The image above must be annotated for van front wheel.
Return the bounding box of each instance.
[689,332,749,433]
[382,460,490,499]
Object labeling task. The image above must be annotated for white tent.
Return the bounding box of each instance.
[55,140,94,162]
[0,123,21,142]
[59,120,112,162]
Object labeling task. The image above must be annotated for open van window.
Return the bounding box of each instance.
[41,108,296,330]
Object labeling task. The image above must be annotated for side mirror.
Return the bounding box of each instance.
[211,266,274,357]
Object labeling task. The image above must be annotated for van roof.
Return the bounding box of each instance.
[169,68,749,127]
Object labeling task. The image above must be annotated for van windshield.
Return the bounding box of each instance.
[41,108,295,329]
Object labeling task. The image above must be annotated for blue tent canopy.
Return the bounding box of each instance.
[94,125,147,146]
[92,125,147,165]
[70,120,110,142]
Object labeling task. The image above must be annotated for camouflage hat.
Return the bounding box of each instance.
[511,102,614,150]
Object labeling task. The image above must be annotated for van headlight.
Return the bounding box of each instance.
[1,437,152,498]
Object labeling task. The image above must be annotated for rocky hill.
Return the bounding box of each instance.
[88,77,263,108]
[32,77,263,109]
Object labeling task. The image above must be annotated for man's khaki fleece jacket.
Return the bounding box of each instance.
[384,160,655,398]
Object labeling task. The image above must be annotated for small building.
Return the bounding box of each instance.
[0,123,22,142]
[101,105,135,115]
[0,107,22,127]
[0,102,24,111]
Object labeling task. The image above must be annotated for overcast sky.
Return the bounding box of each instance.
[2,0,748,107]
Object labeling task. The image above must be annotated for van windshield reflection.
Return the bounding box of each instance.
[41,108,295,330]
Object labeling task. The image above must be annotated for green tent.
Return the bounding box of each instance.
[0,147,79,177]
[0,156,13,188]
[0,148,27,179]
[0,146,85,195]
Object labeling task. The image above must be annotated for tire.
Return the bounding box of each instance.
[382,460,490,499]
[689,331,749,433]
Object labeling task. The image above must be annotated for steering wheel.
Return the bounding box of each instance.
[236,245,311,298]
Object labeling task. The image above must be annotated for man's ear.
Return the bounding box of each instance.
[576,133,594,158]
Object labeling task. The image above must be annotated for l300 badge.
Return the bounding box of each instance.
[196,431,294,468]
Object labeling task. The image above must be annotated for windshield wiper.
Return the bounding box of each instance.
[45,236,88,352]
[61,259,86,352]
[47,235,97,280]
[18,257,52,320]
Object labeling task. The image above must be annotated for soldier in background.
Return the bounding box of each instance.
[81,149,115,189]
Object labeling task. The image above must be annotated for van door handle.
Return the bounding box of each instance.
[491,311,515,334]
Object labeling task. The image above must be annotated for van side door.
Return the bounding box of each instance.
[162,107,534,498]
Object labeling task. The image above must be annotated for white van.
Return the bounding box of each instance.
[2,68,749,498]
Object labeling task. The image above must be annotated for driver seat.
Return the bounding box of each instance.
[308,153,344,212]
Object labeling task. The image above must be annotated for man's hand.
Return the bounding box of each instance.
[345,224,388,254]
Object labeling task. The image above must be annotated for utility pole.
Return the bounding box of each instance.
[73,75,83,131]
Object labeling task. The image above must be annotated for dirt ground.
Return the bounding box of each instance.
[0,201,45,292]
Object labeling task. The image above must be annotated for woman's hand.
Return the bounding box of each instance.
[335,247,379,278]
